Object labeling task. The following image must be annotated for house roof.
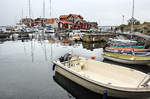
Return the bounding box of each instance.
[69,14,83,19]
[59,14,83,20]
[60,20,72,24]
[59,15,69,19]
[45,18,58,24]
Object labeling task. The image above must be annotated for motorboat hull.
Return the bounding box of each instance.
[54,61,150,99]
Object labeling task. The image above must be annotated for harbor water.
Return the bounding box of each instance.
[0,37,150,99]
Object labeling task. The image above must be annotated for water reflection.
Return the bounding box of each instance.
[0,35,150,99]
[53,72,123,99]
[82,42,106,51]
[0,38,8,44]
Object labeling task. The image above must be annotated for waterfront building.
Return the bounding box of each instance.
[20,18,34,27]
[58,14,97,30]
[17,14,99,31]
[88,22,98,30]
[34,18,45,27]
[44,18,59,30]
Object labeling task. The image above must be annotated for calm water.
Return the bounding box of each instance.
[0,38,104,99]
[0,38,150,99]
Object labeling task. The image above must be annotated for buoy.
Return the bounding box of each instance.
[91,56,95,60]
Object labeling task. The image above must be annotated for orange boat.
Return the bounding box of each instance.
[106,46,148,52]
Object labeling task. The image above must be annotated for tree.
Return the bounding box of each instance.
[128,17,140,26]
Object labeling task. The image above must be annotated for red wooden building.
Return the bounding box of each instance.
[58,14,90,30]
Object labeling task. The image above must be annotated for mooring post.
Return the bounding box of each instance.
[102,90,107,99]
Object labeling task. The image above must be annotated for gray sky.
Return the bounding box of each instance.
[0,0,150,26]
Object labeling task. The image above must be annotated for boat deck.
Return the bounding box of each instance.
[68,57,147,88]
[78,70,140,88]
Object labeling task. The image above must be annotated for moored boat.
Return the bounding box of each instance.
[108,38,137,45]
[104,47,150,56]
[106,47,148,52]
[103,52,150,65]
[109,44,144,48]
[53,54,150,99]
[72,35,81,41]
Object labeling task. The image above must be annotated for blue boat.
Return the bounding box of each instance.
[110,44,144,48]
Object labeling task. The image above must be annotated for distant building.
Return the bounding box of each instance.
[44,18,59,29]
[17,14,99,30]
[58,14,96,30]
[88,22,98,29]
[21,18,34,27]
[34,18,45,27]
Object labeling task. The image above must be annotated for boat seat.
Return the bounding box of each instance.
[71,62,85,72]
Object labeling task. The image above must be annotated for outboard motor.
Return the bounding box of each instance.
[59,56,64,62]
[59,53,72,62]
[64,53,72,61]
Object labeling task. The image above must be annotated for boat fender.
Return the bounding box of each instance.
[52,64,56,71]
[102,90,107,99]
[91,56,95,60]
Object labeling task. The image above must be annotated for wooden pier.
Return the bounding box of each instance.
[82,33,116,43]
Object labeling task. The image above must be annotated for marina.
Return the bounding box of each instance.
[1,0,150,98]
[0,34,150,99]
[0,37,104,99]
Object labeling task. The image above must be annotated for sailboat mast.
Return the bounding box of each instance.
[43,0,45,18]
[49,0,52,17]
[21,8,24,24]
[132,0,134,18]
[29,0,31,18]
[131,0,134,33]
[122,15,125,25]
[29,0,31,27]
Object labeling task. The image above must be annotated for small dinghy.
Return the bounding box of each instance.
[53,53,150,99]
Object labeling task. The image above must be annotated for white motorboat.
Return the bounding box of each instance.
[53,54,150,99]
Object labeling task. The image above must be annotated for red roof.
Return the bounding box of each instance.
[69,14,83,19]
[59,14,83,20]
[45,18,57,24]
[60,20,72,24]
[59,15,69,19]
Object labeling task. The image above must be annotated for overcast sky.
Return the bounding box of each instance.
[0,0,150,26]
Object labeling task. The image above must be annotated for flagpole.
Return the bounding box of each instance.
[131,0,134,33]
